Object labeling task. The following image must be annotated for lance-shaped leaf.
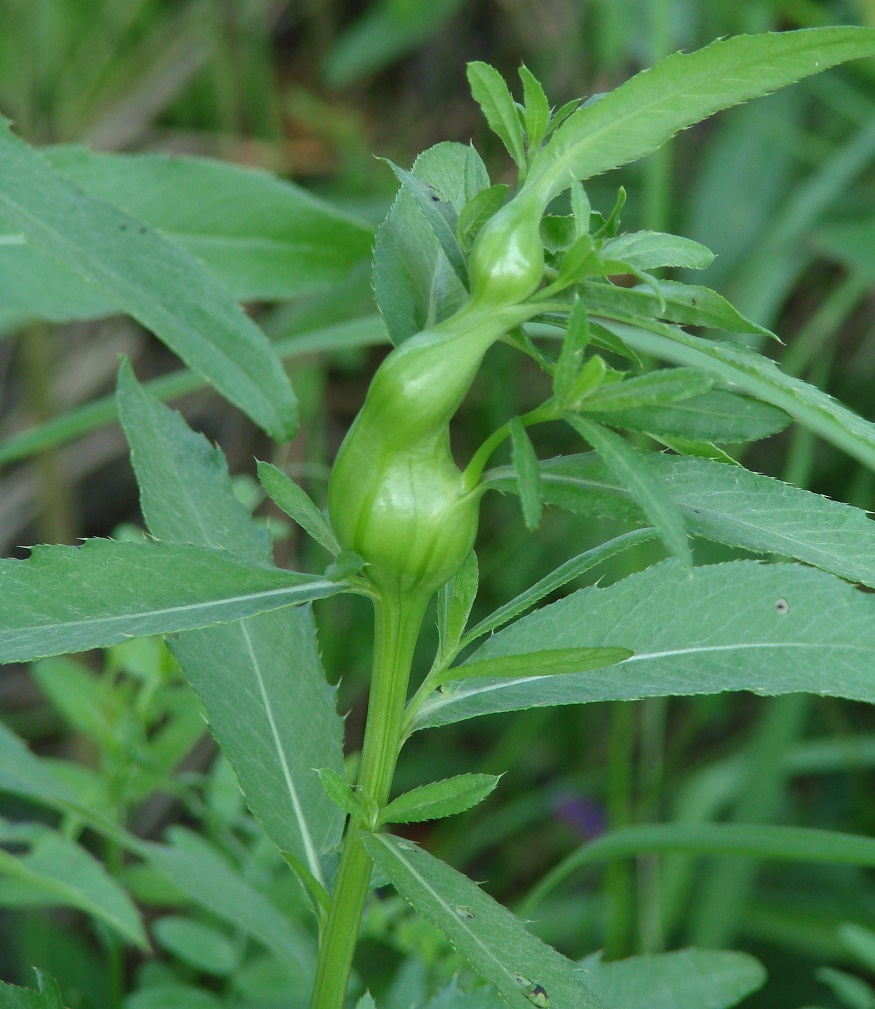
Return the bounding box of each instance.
[258,461,340,555]
[443,648,632,685]
[174,610,347,882]
[582,280,775,338]
[118,364,345,884]
[554,299,591,406]
[525,27,875,202]
[374,143,489,345]
[601,231,714,271]
[0,120,296,439]
[379,774,501,825]
[363,833,606,1009]
[497,452,875,591]
[315,767,377,828]
[436,550,479,658]
[0,821,147,949]
[519,66,550,154]
[581,368,714,411]
[0,146,374,316]
[117,360,270,559]
[510,418,543,531]
[0,972,63,1009]
[598,317,875,471]
[0,541,339,664]
[584,390,788,443]
[466,62,527,169]
[580,949,766,1009]
[567,416,692,566]
[412,560,875,731]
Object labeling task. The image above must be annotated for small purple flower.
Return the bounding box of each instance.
[553,792,607,838]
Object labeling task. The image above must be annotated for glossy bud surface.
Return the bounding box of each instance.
[468,197,545,307]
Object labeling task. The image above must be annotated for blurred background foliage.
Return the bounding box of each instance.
[2,2,875,1008]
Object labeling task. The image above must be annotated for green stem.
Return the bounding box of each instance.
[19,323,75,544]
[464,400,559,489]
[604,701,635,958]
[309,589,428,1009]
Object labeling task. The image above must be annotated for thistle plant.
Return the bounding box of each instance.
[2,25,875,1009]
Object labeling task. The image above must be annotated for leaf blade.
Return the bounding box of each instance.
[566,416,692,565]
[258,461,340,555]
[521,452,875,590]
[519,66,550,154]
[466,62,527,169]
[581,948,765,1009]
[0,121,296,439]
[0,540,340,664]
[119,366,345,880]
[42,146,374,302]
[413,560,875,731]
[527,27,875,202]
[444,647,633,683]
[362,833,605,1009]
[379,774,500,825]
[599,317,875,471]
[510,418,543,531]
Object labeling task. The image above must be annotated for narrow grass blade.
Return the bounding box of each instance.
[523,821,875,914]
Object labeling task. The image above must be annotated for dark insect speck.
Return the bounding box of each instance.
[525,984,550,1008]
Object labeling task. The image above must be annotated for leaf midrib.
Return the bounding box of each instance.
[538,468,874,573]
[240,621,325,884]
[529,31,870,197]
[419,639,875,720]
[2,579,334,638]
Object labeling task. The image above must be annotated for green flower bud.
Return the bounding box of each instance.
[468,196,545,307]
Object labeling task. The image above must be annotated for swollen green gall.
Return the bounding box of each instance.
[328,290,539,600]
[327,316,481,600]
[328,413,479,600]
[328,193,547,600]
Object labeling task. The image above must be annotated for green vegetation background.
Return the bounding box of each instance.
[1,2,875,1008]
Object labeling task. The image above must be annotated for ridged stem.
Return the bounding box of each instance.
[309,589,428,1009]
